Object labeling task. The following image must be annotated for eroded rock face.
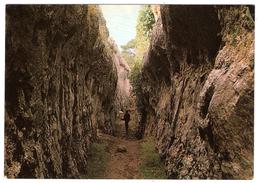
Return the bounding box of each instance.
[109,38,131,110]
[138,5,254,179]
[5,5,121,178]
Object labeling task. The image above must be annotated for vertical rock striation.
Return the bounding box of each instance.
[138,5,254,179]
[109,38,131,110]
[5,5,122,178]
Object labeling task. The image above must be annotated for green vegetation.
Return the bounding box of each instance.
[129,61,142,96]
[121,5,155,95]
[137,5,156,37]
[83,141,109,178]
[134,5,155,63]
[139,137,167,179]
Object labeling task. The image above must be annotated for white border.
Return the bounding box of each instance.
[0,1,257,183]
[1,0,258,4]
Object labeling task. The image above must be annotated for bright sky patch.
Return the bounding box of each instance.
[100,5,140,48]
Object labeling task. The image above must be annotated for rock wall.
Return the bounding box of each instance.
[5,5,121,178]
[138,5,254,179]
[109,38,131,110]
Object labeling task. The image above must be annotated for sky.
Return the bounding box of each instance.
[100,5,141,49]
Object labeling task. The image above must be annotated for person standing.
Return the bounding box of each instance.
[122,110,131,136]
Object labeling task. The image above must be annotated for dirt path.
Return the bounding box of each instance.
[98,121,143,179]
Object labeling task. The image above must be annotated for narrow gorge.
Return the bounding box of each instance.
[5,5,254,179]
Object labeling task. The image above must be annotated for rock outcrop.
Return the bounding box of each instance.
[109,38,131,110]
[5,5,123,178]
[138,5,254,179]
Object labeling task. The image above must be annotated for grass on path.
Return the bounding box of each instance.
[139,137,167,179]
[83,141,109,178]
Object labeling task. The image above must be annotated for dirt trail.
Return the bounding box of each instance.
[98,121,143,179]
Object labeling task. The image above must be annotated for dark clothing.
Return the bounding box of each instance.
[124,113,130,123]
[125,122,129,135]
[123,112,130,135]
